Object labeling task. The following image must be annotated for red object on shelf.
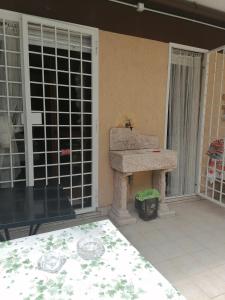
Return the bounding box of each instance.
[61,149,71,156]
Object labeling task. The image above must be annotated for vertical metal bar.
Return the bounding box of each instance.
[219,141,225,204]
[22,16,34,186]
[197,53,209,194]
[91,30,99,211]
[219,49,225,204]
[3,20,14,187]
[216,50,225,138]
[40,24,48,187]
[57,184,60,212]
[0,231,5,242]
[68,30,72,203]
[208,51,218,147]
[80,34,84,208]
[164,44,172,149]
[4,228,10,240]
[54,26,60,186]
[205,51,218,198]
[32,224,40,235]
[211,52,218,200]
[29,225,33,235]
[19,17,28,187]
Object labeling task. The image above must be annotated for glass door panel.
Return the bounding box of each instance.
[26,20,94,211]
[0,12,97,213]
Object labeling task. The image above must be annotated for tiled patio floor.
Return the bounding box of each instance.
[119,199,225,300]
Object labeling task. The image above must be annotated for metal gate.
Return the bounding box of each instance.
[0,14,26,188]
[0,10,98,213]
[198,46,225,207]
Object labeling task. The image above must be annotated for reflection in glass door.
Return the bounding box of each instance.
[0,18,26,188]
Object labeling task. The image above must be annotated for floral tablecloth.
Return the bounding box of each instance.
[0,219,185,300]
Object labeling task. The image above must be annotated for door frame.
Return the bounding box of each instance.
[0,9,99,213]
[164,42,207,198]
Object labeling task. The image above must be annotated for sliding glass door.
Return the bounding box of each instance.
[0,10,98,213]
[167,48,203,197]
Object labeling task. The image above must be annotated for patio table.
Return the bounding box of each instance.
[0,219,185,300]
[0,185,75,241]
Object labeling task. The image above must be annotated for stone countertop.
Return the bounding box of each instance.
[110,149,177,173]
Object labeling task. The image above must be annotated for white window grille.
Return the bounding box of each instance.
[198,46,225,207]
[0,17,26,188]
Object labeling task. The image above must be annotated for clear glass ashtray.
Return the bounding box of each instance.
[77,237,105,260]
[37,252,66,273]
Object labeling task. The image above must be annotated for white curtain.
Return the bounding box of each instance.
[167,48,202,196]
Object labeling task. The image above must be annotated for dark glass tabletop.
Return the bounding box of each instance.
[0,186,75,230]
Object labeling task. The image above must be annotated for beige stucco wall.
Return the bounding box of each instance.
[98,30,169,208]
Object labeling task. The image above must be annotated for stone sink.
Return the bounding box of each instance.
[109,128,177,226]
[110,149,177,173]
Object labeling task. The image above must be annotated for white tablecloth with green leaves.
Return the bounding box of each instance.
[0,220,185,300]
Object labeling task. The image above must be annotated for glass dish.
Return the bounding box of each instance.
[37,252,66,273]
[77,236,105,260]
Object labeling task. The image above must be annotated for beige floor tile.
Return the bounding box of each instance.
[169,254,207,276]
[175,237,205,254]
[157,227,186,241]
[120,199,225,299]
[191,270,225,298]
[144,230,170,246]
[190,249,225,269]
[211,263,225,281]
[189,230,214,246]
[139,244,166,264]
[154,240,185,260]
[213,294,225,300]
[174,278,210,300]
[155,260,186,283]
[205,240,225,252]
[121,221,167,241]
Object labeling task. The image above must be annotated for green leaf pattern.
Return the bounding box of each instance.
[0,220,185,299]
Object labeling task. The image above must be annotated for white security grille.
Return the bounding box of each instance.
[0,18,26,188]
[23,18,97,211]
[0,10,98,213]
[199,46,225,207]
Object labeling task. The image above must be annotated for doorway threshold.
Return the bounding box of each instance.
[165,194,200,203]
